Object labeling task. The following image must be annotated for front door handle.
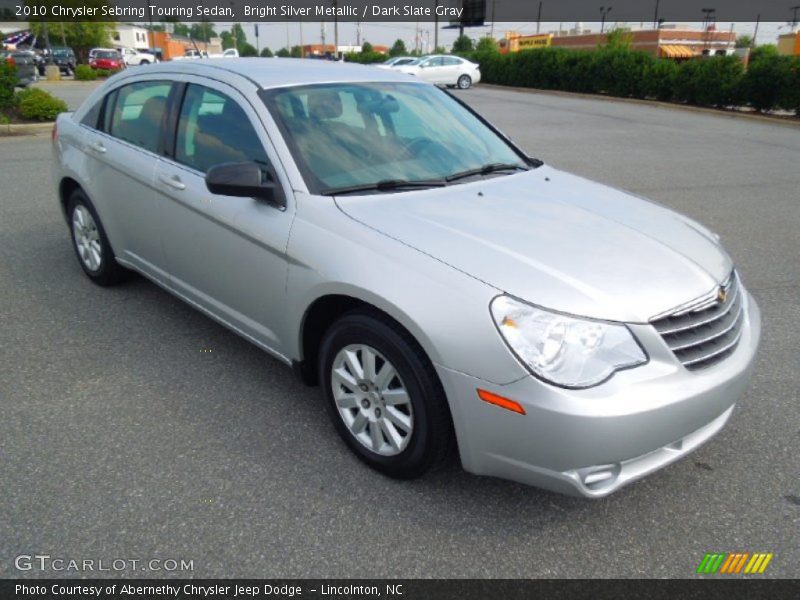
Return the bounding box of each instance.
[158,174,186,191]
[87,141,106,154]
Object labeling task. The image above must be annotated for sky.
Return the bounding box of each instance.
[229,21,792,53]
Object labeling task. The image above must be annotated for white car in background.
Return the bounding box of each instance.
[173,48,240,61]
[396,55,481,89]
[376,56,417,69]
[119,47,157,66]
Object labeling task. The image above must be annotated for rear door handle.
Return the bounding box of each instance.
[158,174,186,191]
[87,141,106,154]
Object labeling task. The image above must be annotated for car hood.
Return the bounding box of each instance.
[333,165,733,323]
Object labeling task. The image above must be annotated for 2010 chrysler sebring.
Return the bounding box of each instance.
[52,60,761,497]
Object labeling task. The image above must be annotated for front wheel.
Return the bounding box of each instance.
[139,59,149,65]
[319,311,453,479]
[67,189,129,286]
[457,74,472,90]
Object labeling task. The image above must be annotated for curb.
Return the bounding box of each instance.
[479,84,800,128]
[0,122,55,136]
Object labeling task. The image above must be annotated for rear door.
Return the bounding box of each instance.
[154,78,295,355]
[81,78,175,283]
[418,57,447,84]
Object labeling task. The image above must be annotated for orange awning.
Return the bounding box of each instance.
[660,45,695,58]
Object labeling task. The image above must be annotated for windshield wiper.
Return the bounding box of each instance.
[323,178,447,196]
[445,162,528,183]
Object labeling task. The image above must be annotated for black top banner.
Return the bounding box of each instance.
[0,0,795,23]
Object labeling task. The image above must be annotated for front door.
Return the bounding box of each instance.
[154,80,295,356]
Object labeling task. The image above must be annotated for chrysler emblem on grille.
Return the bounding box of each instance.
[717,287,727,304]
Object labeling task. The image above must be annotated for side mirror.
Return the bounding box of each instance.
[205,161,285,207]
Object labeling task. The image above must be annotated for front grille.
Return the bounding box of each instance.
[651,271,744,371]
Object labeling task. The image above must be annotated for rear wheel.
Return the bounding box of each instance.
[139,59,149,65]
[67,189,129,286]
[457,74,472,89]
[319,311,453,479]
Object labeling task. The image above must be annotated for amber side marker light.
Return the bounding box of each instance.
[477,389,526,415]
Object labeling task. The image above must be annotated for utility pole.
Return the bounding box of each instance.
[490,0,496,39]
[321,21,326,54]
[653,0,660,29]
[599,6,612,33]
[333,0,339,59]
[536,1,543,34]
[285,19,290,53]
[434,0,439,51]
[791,6,800,30]
[300,22,304,57]
[752,13,760,46]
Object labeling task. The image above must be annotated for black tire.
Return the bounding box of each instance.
[319,310,454,479]
[67,189,129,286]
[457,74,472,90]
[139,59,149,65]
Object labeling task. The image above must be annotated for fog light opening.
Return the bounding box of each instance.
[578,463,621,490]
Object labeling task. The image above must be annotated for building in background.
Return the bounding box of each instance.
[111,23,151,51]
[301,44,389,57]
[777,30,800,55]
[499,25,736,60]
[148,31,223,61]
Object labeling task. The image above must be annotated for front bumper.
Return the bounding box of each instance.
[437,290,761,497]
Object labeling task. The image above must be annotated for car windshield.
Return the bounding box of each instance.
[53,49,71,56]
[96,51,118,59]
[262,82,528,195]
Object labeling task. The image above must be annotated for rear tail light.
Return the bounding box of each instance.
[51,122,58,144]
[6,56,15,66]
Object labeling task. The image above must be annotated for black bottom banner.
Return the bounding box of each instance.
[3,579,799,600]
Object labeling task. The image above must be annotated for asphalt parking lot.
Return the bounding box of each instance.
[1,82,798,578]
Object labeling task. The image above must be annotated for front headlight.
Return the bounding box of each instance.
[490,296,647,388]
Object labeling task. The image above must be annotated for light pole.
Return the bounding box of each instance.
[791,6,800,30]
[701,7,716,53]
[600,6,612,33]
[653,0,660,29]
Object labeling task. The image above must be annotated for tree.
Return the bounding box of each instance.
[434,46,447,54]
[29,21,114,61]
[260,47,274,58]
[290,45,303,58]
[190,23,217,43]
[452,35,474,53]
[220,31,234,50]
[389,39,407,57]
[172,23,191,38]
[276,48,290,58]
[735,35,753,48]
[604,28,633,50]
[240,43,258,57]
[475,36,498,53]
[361,41,374,54]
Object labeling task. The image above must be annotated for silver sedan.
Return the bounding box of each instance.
[52,59,760,496]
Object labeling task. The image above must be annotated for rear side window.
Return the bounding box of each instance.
[174,84,268,173]
[108,81,172,153]
[81,98,103,129]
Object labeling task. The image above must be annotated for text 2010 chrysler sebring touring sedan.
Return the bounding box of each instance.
[52,60,760,497]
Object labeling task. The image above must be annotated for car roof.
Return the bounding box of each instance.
[138,58,419,89]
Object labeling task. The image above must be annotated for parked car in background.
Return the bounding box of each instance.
[376,56,417,69]
[1,49,37,86]
[89,50,124,71]
[119,47,157,66]
[50,47,77,75]
[53,60,760,497]
[396,55,481,89]
[173,48,240,61]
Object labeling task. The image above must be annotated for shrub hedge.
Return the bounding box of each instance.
[0,62,18,110]
[470,47,800,114]
[16,87,68,121]
[74,64,97,81]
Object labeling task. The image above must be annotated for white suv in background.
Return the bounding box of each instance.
[119,47,157,66]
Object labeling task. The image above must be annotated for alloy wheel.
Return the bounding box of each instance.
[72,205,102,272]
[331,344,414,456]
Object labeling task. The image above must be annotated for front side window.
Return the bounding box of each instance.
[262,82,526,194]
[108,81,172,153]
[175,84,268,173]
